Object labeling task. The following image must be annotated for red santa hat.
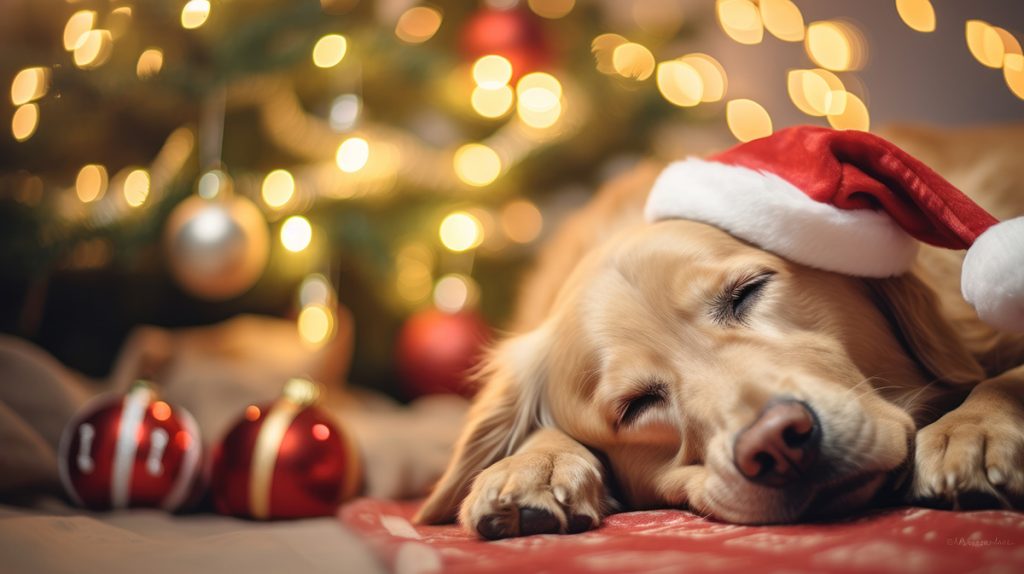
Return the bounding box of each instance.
[644,126,1024,332]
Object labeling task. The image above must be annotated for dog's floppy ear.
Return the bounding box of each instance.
[413,327,550,524]
[868,272,985,385]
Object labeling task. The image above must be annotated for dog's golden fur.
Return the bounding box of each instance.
[416,125,1024,537]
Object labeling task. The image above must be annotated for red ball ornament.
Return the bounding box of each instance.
[461,7,551,80]
[396,308,491,399]
[210,379,361,520]
[57,381,203,511]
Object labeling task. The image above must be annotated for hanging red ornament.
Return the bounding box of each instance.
[57,381,203,511]
[396,308,491,399]
[210,378,361,520]
[460,7,551,80]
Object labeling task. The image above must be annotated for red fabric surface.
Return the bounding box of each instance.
[340,499,1024,574]
[710,126,1000,248]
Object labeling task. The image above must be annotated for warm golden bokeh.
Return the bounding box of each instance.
[336,137,370,173]
[123,169,151,208]
[136,48,164,79]
[656,60,703,107]
[395,6,443,44]
[439,211,484,252]
[280,216,313,252]
[826,91,870,131]
[10,67,49,106]
[759,0,804,42]
[471,85,514,118]
[63,10,95,51]
[726,98,772,142]
[73,29,113,69]
[528,0,575,20]
[717,0,764,45]
[895,0,936,33]
[76,164,108,203]
[261,169,296,209]
[612,42,656,80]
[805,21,864,71]
[181,0,211,30]
[453,143,502,187]
[312,34,348,68]
[12,103,39,142]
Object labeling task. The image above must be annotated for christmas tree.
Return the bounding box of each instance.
[2,0,1020,397]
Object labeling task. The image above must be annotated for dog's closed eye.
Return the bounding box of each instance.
[713,271,775,324]
[616,382,668,429]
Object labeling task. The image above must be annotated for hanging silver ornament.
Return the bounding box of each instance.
[164,189,269,301]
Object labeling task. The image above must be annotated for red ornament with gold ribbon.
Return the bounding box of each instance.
[210,378,361,519]
[57,381,203,511]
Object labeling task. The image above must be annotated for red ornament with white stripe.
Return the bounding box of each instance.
[210,378,361,519]
[57,381,203,511]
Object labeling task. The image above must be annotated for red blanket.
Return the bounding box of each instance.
[340,499,1024,573]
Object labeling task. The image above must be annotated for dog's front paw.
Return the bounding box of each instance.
[460,450,605,539]
[911,408,1024,509]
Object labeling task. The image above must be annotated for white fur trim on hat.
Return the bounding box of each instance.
[644,159,919,278]
[962,217,1024,332]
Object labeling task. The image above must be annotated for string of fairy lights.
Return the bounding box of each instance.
[7,0,1024,348]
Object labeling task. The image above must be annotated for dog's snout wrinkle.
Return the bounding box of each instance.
[733,399,821,487]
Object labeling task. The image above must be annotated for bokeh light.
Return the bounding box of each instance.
[312,34,348,68]
[726,99,772,142]
[76,164,108,203]
[136,48,164,79]
[656,60,703,107]
[395,6,443,44]
[197,169,231,199]
[473,55,513,89]
[529,0,575,19]
[433,274,479,313]
[453,143,502,187]
[787,69,846,116]
[612,42,656,80]
[896,0,936,33]
[245,405,261,421]
[336,137,369,172]
[11,104,38,142]
[516,72,563,128]
[681,54,727,102]
[298,303,334,347]
[439,211,484,252]
[281,216,313,252]
[500,200,543,244]
[261,169,295,209]
[471,85,514,118]
[592,33,628,75]
[1006,54,1024,99]
[805,21,864,71]
[759,0,804,42]
[150,401,171,422]
[63,10,95,51]
[181,0,211,30]
[826,91,870,131]
[11,68,49,106]
[329,94,361,131]
[717,0,764,45]
[123,169,150,208]
[73,29,113,69]
[299,274,333,307]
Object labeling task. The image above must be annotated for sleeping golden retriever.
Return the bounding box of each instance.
[415,125,1024,538]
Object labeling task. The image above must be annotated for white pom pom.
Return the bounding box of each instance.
[962,217,1024,332]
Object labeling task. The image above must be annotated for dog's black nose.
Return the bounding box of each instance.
[733,399,821,487]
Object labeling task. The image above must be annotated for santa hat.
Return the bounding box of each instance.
[644,126,1024,332]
